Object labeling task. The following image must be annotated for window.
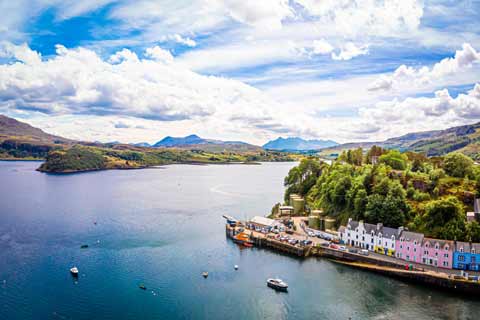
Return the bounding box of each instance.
[407,246,410,251]
[458,255,465,262]
[473,249,476,254]
[363,230,365,234]
[460,247,464,253]
[444,253,449,258]
[472,256,476,263]
[445,245,449,251]
[425,243,429,248]
[348,233,350,237]
[424,250,428,255]
[435,244,439,250]
[378,239,381,245]
[400,245,403,249]
[362,236,365,241]
[391,243,394,248]
[414,241,417,246]
[414,248,416,252]
[356,235,358,239]
[371,232,374,237]
[371,238,374,244]
[435,252,438,256]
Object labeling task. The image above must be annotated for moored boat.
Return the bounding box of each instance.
[267,278,288,291]
[202,272,209,278]
[70,267,79,276]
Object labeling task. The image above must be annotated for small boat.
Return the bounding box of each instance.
[267,278,288,291]
[70,267,79,277]
[80,244,89,249]
[139,284,147,290]
[234,265,239,270]
[202,272,209,278]
[243,242,253,247]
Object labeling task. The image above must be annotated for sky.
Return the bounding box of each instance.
[0,0,479,145]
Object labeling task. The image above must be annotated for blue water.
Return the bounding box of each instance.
[0,161,478,320]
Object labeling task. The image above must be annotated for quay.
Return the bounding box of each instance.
[225,219,480,296]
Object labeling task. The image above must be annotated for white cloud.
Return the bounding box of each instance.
[144,46,174,63]
[0,42,309,144]
[369,43,480,91]
[331,42,369,60]
[295,0,424,36]
[312,39,334,54]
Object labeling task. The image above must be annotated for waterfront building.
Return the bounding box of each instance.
[341,219,377,250]
[421,238,453,269]
[395,231,424,263]
[453,241,480,271]
[249,216,279,231]
[374,225,401,257]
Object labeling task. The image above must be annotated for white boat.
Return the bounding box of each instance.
[70,267,79,276]
[234,265,239,270]
[267,278,288,291]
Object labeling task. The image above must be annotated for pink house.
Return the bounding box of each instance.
[421,238,453,269]
[395,230,424,263]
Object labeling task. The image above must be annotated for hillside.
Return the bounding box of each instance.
[318,122,480,159]
[263,137,338,151]
[0,115,74,159]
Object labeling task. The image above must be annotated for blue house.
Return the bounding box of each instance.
[453,241,480,271]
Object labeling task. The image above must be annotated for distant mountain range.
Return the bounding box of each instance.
[318,122,480,158]
[263,137,338,151]
[153,134,262,152]
[3,113,480,160]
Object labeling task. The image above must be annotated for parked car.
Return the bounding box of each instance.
[348,248,358,254]
[289,239,298,245]
[360,249,369,256]
[320,242,329,247]
[339,246,346,251]
[329,244,339,249]
[303,240,312,245]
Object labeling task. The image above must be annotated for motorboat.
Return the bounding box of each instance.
[267,278,288,291]
[139,284,147,290]
[234,265,239,270]
[202,272,209,278]
[70,267,79,276]
[80,244,89,249]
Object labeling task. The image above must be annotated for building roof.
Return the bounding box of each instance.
[400,231,424,243]
[360,223,374,233]
[423,237,453,248]
[347,219,359,229]
[250,216,277,227]
[380,227,398,238]
[338,226,346,233]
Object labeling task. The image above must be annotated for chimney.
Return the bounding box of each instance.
[376,223,383,231]
[398,226,404,236]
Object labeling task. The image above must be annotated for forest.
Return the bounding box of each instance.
[284,146,480,242]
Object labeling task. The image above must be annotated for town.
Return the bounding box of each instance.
[224,192,480,295]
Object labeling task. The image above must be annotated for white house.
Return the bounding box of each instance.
[339,219,402,255]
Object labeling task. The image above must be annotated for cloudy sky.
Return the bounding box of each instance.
[0,0,479,145]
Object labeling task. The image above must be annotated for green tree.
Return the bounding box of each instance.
[423,196,465,239]
[466,221,480,242]
[443,152,473,178]
[284,158,324,201]
[378,150,407,170]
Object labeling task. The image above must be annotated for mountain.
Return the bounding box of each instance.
[318,122,480,159]
[132,142,151,147]
[263,137,338,151]
[153,134,261,152]
[0,115,71,144]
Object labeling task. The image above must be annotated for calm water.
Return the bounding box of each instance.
[0,161,478,320]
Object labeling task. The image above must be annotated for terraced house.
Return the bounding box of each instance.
[374,225,401,257]
[453,242,480,271]
[421,238,453,269]
[395,231,424,263]
[339,219,400,255]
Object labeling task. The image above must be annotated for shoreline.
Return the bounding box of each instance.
[226,224,480,296]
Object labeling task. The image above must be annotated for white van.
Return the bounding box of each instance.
[360,249,369,256]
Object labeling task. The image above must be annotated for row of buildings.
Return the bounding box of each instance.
[338,218,480,271]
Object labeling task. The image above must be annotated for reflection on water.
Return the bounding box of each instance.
[0,161,479,320]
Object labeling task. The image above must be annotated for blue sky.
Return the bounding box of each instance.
[0,0,480,144]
